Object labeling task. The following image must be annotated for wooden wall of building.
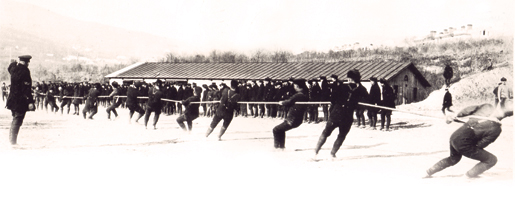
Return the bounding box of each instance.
[388,68,428,105]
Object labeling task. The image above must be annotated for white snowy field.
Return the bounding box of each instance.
[0,103,513,215]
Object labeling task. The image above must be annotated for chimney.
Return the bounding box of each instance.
[430,31,436,37]
[467,24,473,32]
[449,27,455,33]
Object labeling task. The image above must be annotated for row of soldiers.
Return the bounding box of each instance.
[26,75,397,131]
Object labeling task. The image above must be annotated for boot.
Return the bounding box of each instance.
[9,125,21,145]
[314,135,328,155]
[218,126,227,141]
[135,113,143,123]
[206,127,214,137]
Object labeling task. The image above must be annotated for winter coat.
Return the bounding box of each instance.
[443,91,453,107]
[216,88,241,117]
[182,95,201,119]
[6,62,34,112]
[380,84,396,108]
[282,91,309,127]
[328,82,368,122]
[146,87,164,110]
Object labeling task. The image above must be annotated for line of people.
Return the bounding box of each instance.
[6,55,513,180]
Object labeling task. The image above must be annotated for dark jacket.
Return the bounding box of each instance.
[368,83,381,105]
[451,121,502,151]
[6,62,34,111]
[216,88,240,117]
[85,88,101,107]
[443,91,453,107]
[310,83,321,102]
[380,84,396,108]
[443,65,453,79]
[146,87,164,110]
[283,91,309,127]
[126,87,140,106]
[328,82,368,122]
[182,95,200,119]
[320,79,331,101]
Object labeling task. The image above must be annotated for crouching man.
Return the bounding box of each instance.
[425,99,513,178]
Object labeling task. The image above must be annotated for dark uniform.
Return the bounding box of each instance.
[314,71,368,157]
[59,83,73,114]
[176,85,184,115]
[46,89,59,113]
[106,82,122,119]
[320,76,331,122]
[426,103,511,178]
[82,84,101,119]
[367,78,381,129]
[442,89,453,115]
[379,79,395,131]
[126,82,145,123]
[6,56,35,145]
[144,81,164,129]
[206,80,241,140]
[72,83,82,115]
[354,84,369,128]
[177,87,202,131]
[443,65,453,87]
[1,83,7,102]
[272,79,309,149]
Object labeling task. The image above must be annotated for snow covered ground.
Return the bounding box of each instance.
[0,102,513,214]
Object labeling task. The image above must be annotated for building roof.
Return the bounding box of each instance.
[106,61,431,87]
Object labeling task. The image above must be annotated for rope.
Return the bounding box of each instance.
[56,95,499,123]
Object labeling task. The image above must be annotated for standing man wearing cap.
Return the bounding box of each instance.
[379,78,396,131]
[272,78,309,149]
[497,77,511,109]
[144,80,164,129]
[314,70,368,158]
[319,76,331,122]
[6,55,35,145]
[443,65,453,87]
[367,77,381,130]
[425,100,513,178]
[442,87,454,115]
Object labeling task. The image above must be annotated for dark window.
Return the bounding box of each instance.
[413,88,417,101]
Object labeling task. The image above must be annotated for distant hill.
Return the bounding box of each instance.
[0,0,178,66]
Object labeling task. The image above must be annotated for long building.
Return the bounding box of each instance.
[105,61,431,105]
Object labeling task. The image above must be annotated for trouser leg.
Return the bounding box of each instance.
[426,145,462,176]
[272,121,294,148]
[380,113,385,129]
[207,115,222,137]
[88,106,98,118]
[176,115,187,131]
[187,120,193,131]
[464,149,498,177]
[144,109,151,128]
[330,122,352,157]
[9,111,26,145]
[315,122,337,154]
[385,114,391,130]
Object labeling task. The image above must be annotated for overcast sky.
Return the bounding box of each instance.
[10,0,515,54]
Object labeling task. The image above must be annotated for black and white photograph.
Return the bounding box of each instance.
[1,0,514,214]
